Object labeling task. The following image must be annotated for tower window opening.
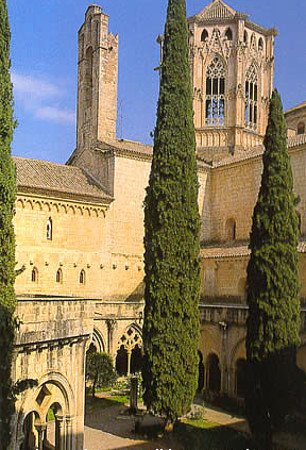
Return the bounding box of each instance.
[245,64,258,130]
[205,56,226,126]
[201,29,208,42]
[244,30,248,44]
[258,37,264,51]
[297,122,305,135]
[225,28,233,41]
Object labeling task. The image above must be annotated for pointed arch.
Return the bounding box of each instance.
[205,55,226,126]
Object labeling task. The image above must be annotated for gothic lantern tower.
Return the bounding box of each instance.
[188,0,277,159]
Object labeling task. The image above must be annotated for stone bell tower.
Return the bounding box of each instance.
[188,0,277,158]
[76,5,118,151]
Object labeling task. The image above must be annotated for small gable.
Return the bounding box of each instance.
[195,0,237,21]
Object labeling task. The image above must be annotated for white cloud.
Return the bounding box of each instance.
[12,72,62,99]
[35,106,75,124]
[11,71,75,125]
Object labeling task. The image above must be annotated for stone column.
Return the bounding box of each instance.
[106,319,117,354]
[127,348,132,376]
[55,416,66,450]
[36,424,46,450]
[219,321,228,395]
[65,415,73,450]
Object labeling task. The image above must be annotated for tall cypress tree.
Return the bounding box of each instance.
[142,0,200,431]
[246,90,301,449]
[0,0,17,447]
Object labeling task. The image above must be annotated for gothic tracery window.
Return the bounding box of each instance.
[245,64,258,130]
[205,56,226,126]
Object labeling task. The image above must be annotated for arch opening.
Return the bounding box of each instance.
[235,358,247,398]
[115,326,143,376]
[206,353,221,393]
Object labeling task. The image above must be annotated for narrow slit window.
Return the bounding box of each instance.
[31,267,38,283]
[56,268,63,284]
[80,270,86,285]
[47,217,52,240]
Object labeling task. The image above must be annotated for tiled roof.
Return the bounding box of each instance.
[14,157,112,203]
[98,139,153,158]
[201,240,306,259]
[201,242,250,259]
[285,101,306,115]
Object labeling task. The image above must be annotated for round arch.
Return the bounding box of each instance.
[16,371,75,450]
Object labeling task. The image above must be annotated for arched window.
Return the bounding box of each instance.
[46,217,52,240]
[79,269,86,285]
[297,122,305,135]
[205,56,226,126]
[245,64,258,129]
[31,267,38,283]
[225,218,236,241]
[244,30,248,44]
[225,27,233,41]
[56,268,63,284]
[201,29,208,42]
[258,37,264,51]
[85,47,93,107]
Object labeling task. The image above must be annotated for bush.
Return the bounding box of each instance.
[86,352,116,398]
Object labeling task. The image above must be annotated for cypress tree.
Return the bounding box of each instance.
[246,90,301,449]
[142,0,200,431]
[0,0,17,447]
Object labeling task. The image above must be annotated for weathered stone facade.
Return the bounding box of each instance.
[11,1,306,448]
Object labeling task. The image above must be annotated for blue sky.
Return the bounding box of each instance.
[7,0,306,164]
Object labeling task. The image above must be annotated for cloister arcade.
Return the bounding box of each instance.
[16,373,75,450]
